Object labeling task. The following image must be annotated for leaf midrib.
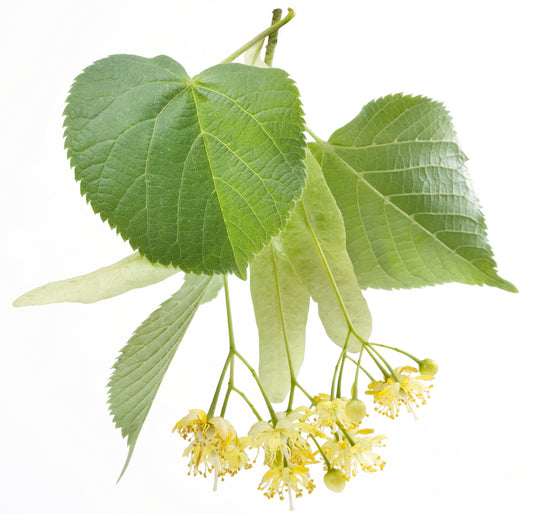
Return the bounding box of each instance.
[319,140,502,286]
[189,87,237,271]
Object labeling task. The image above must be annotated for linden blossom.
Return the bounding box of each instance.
[365,366,434,419]
[173,410,250,486]
[258,464,315,511]
[322,431,387,477]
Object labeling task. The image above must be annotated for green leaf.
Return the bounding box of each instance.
[108,273,223,479]
[13,252,178,306]
[64,54,306,279]
[278,151,372,352]
[311,94,516,292]
[250,243,310,403]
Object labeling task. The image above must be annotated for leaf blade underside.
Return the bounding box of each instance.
[107,273,223,479]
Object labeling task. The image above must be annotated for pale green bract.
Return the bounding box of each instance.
[250,242,310,403]
[311,94,516,292]
[278,152,372,352]
[13,252,178,306]
[107,273,223,478]
[64,54,306,279]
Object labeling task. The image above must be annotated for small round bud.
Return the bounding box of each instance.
[419,358,438,376]
[323,468,347,493]
[345,399,366,424]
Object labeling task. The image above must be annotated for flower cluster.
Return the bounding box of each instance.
[173,356,437,509]
[174,397,386,509]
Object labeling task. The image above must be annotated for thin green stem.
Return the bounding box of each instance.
[235,349,278,424]
[223,276,277,423]
[331,331,350,399]
[370,342,422,364]
[207,352,232,419]
[264,9,282,66]
[366,343,400,382]
[223,276,236,352]
[310,434,331,471]
[232,387,263,421]
[295,382,316,404]
[336,347,348,398]
[352,349,364,400]
[220,355,235,417]
[339,425,356,446]
[346,355,376,382]
[221,8,295,64]
[362,344,390,378]
[287,384,296,412]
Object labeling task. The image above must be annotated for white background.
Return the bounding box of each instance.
[2,1,532,513]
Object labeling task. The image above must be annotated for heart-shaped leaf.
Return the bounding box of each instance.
[64,55,306,278]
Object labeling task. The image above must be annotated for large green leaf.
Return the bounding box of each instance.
[250,243,310,403]
[108,273,223,478]
[278,152,372,352]
[311,94,516,292]
[13,252,178,306]
[64,54,306,279]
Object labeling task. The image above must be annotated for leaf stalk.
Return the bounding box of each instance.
[221,8,295,64]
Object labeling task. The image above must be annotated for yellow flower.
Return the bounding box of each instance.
[249,410,315,467]
[322,429,386,477]
[173,409,249,485]
[312,393,359,431]
[366,366,433,418]
[258,464,315,510]
[365,378,402,418]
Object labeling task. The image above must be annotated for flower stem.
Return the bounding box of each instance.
[366,343,401,382]
[220,355,235,417]
[331,331,350,399]
[234,350,278,424]
[370,342,422,364]
[232,387,263,421]
[346,355,376,382]
[362,343,390,378]
[310,434,331,471]
[207,352,232,419]
[223,275,236,352]
[295,381,316,404]
[221,8,295,64]
[221,276,277,423]
[351,349,364,400]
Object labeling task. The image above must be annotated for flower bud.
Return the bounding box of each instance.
[323,468,347,492]
[345,399,366,424]
[419,358,438,376]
